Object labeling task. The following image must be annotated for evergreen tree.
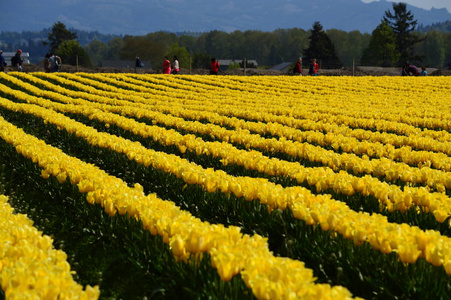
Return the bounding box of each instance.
[361,21,399,67]
[383,3,423,65]
[44,22,78,53]
[303,22,341,69]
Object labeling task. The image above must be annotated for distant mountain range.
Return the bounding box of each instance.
[2,0,450,35]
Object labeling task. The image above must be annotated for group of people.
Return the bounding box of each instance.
[292,57,319,76]
[162,56,180,74]
[0,50,6,72]
[0,49,62,73]
[0,49,24,72]
[402,63,427,76]
[0,49,431,77]
[44,53,62,72]
[162,56,220,75]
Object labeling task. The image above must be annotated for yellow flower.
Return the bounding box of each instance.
[425,245,443,267]
[56,172,67,184]
[40,169,50,179]
[432,208,449,223]
[211,251,238,282]
[170,235,187,258]
[397,245,422,264]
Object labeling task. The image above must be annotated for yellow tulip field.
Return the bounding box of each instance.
[0,72,450,299]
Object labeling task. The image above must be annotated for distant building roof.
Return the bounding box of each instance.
[101,60,152,69]
[2,51,31,66]
[270,62,292,71]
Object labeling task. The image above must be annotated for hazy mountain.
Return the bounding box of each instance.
[1,0,450,35]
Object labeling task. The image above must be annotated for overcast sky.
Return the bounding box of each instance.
[361,0,451,12]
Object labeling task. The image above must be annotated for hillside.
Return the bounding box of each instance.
[1,0,450,35]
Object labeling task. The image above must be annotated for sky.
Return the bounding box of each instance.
[361,0,451,12]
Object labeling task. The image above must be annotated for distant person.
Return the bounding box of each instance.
[48,53,62,72]
[172,56,180,74]
[0,50,5,72]
[292,57,302,75]
[313,58,319,75]
[308,59,318,76]
[135,56,142,73]
[11,49,23,72]
[421,66,427,76]
[44,53,51,72]
[162,56,171,74]
[210,58,220,75]
[135,56,142,68]
[402,63,420,76]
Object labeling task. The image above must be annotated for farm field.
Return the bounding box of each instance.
[0,72,451,299]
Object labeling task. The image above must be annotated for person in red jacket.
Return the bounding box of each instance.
[162,56,171,74]
[313,58,319,75]
[308,58,319,76]
[292,57,302,75]
[210,58,220,75]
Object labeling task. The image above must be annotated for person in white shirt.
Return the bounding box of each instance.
[48,53,62,72]
[172,56,180,74]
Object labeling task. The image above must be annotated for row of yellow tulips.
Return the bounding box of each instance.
[9,74,451,190]
[8,73,451,178]
[102,73,451,133]
[0,112,354,299]
[0,92,450,274]
[29,73,451,158]
[2,78,450,223]
[0,195,99,299]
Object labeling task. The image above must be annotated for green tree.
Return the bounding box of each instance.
[327,30,369,67]
[273,28,309,64]
[417,31,445,68]
[56,40,92,67]
[119,35,164,69]
[228,30,246,59]
[145,31,178,48]
[228,61,241,70]
[242,30,272,65]
[348,31,371,67]
[303,22,342,69]
[383,2,423,65]
[191,53,211,69]
[44,22,78,53]
[85,40,109,67]
[326,29,347,62]
[107,38,125,60]
[361,21,399,67]
[444,32,451,69]
[178,34,198,53]
[204,30,232,58]
[165,43,191,69]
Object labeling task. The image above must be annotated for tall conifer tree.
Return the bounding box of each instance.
[383,3,423,65]
[44,22,78,53]
[303,22,342,69]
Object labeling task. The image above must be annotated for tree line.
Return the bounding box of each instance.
[1,3,451,70]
